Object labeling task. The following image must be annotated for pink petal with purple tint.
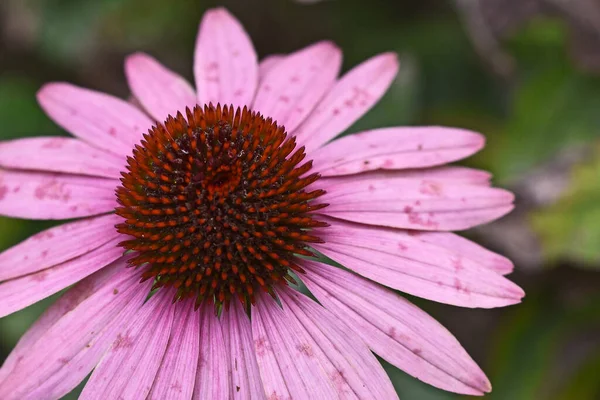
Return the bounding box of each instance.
[259,55,284,79]
[0,170,117,220]
[0,263,122,384]
[253,41,342,133]
[194,8,258,108]
[253,290,398,399]
[0,137,124,179]
[278,287,399,399]
[301,260,492,395]
[37,83,153,157]
[221,300,266,399]
[320,166,492,187]
[0,263,150,400]
[0,237,124,318]
[319,177,514,231]
[252,292,337,399]
[312,218,524,307]
[125,52,197,122]
[80,289,175,400]
[193,301,231,399]
[311,126,485,176]
[148,299,200,400]
[0,214,121,281]
[250,295,291,400]
[294,52,399,152]
[413,231,514,275]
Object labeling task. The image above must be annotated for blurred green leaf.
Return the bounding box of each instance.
[552,352,600,400]
[485,18,600,182]
[0,74,62,139]
[487,290,600,399]
[531,149,600,266]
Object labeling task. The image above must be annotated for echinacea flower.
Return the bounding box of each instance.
[0,7,523,400]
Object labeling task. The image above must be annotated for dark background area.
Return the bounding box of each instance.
[1,0,600,398]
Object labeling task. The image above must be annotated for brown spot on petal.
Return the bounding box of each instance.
[297,343,314,357]
[0,185,9,200]
[113,333,134,350]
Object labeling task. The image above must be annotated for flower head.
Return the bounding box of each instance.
[0,7,523,399]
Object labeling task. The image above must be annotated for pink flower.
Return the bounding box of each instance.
[0,7,523,400]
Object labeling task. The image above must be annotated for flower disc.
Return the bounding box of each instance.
[115,104,327,307]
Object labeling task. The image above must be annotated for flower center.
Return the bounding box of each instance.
[115,104,328,308]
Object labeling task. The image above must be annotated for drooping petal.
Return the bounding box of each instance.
[250,296,291,400]
[413,231,514,275]
[0,214,121,281]
[311,127,485,176]
[0,170,117,220]
[193,301,231,399]
[194,8,258,107]
[0,263,151,400]
[294,52,399,152]
[0,237,124,318]
[0,137,125,179]
[0,263,122,384]
[253,41,342,133]
[319,177,514,231]
[125,52,197,122]
[258,55,284,79]
[37,83,153,157]
[252,292,336,399]
[280,287,399,400]
[252,290,398,399]
[301,260,492,395]
[221,300,266,400]
[80,289,175,400]
[149,299,199,400]
[312,218,524,308]
[320,167,492,187]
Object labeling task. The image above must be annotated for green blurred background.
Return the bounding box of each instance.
[1,0,600,398]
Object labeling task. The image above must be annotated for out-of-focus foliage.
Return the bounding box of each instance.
[1,1,600,399]
[532,147,600,265]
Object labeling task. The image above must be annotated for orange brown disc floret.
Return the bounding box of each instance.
[115,104,328,309]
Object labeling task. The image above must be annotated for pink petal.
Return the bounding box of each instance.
[80,289,175,400]
[320,166,492,187]
[0,214,121,281]
[0,263,151,400]
[149,299,199,400]
[301,260,492,395]
[0,170,116,220]
[294,52,399,152]
[221,300,266,400]
[250,296,291,400]
[0,237,124,318]
[319,177,514,231]
[252,290,398,399]
[312,218,524,308]
[37,83,153,157]
[125,52,197,122]
[259,54,284,79]
[279,287,399,400]
[414,231,514,275]
[252,292,337,399]
[0,263,122,384]
[311,127,485,176]
[193,301,231,399]
[194,8,258,107]
[0,137,124,179]
[252,41,342,133]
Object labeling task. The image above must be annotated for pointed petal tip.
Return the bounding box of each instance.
[124,52,149,69]
[36,82,66,103]
[380,51,400,70]
[204,6,236,21]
